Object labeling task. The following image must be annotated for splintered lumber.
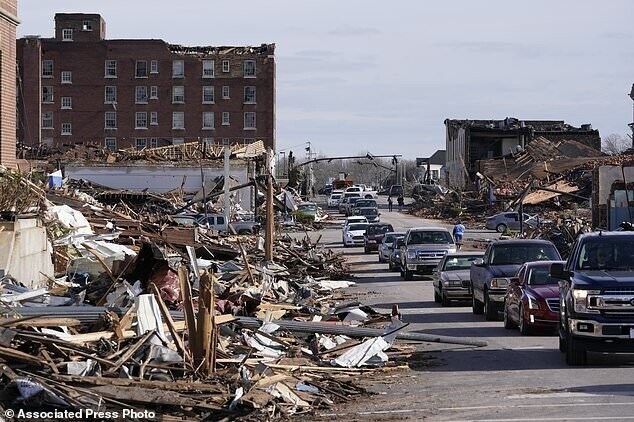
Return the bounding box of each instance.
[0,345,46,366]
[179,266,198,356]
[150,283,187,358]
[50,374,225,393]
[523,181,581,205]
[90,385,224,410]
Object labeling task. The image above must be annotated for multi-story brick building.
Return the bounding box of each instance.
[17,13,275,152]
[0,1,19,169]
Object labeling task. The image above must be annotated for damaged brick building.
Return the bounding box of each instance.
[444,118,601,189]
[17,13,275,152]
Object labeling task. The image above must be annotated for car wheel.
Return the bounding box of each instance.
[503,300,515,329]
[400,268,405,278]
[404,269,413,281]
[484,290,497,321]
[378,254,384,263]
[519,304,531,335]
[472,292,484,315]
[441,292,450,307]
[565,336,587,366]
[388,260,393,271]
[364,246,370,254]
[496,223,507,233]
[558,331,567,353]
[434,288,441,303]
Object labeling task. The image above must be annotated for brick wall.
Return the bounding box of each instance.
[0,0,18,169]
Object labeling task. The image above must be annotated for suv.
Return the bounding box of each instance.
[364,223,394,254]
[354,199,378,209]
[471,239,561,320]
[551,232,634,365]
[356,207,380,223]
[400,227,456,280]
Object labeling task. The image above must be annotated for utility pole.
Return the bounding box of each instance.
[629,84,634,149]
[265,148,274,261]
[223,139,231,231]
[306,141,313,199]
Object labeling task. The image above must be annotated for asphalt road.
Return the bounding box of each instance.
[312,199,634,422]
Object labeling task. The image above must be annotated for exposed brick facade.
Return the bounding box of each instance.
[0,0,18,169]
[17,13,275,152]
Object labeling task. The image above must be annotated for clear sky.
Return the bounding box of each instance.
[16,0,634,159]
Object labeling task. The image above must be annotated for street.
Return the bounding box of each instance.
[314,199,634,421]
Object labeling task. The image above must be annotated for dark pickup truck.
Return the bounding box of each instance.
[551,231,634,365]
[471,239,562,320]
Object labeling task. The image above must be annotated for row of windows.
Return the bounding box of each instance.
[42,111,257,131]
[102,137,256,151]
[42,59,257,79]
[42,85,255,105]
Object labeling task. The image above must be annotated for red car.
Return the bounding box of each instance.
[503,261,565,335]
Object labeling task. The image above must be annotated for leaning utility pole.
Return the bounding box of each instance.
[265,149,274,261]
[223,140,231,230]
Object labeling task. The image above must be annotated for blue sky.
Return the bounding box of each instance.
[17,0,634,159]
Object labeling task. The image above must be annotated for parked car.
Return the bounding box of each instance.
[296,202,319,222]
[471,239,562,321]
[363,223,394,254]
[389,237,406,271]
[343,216,368,227]
[175,213,260,234]
[485,212,544,233]
[344,185,377,199]
[356,207,380,223]
[503,260,564,334]
[354,199,378,209]
[338,197,350,214]
[433,252,484,306]
[551,231,634,365]
[342,222,369,247]
[344,197,362,216]
[379,232,405,263]
[328,190,344,208]
[400,227,457,280]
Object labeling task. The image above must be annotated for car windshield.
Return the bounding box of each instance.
[442,255,482,271]
[368,225,393,235]
[331,194,341,199]
[348,223,369,231]
[359,208,377,215]
[298,204,317,211]
[490,244,560,265]
[528,267,559,285]
[408,230,453,245]
[357,200,377,207]
[577,239,634,270]
[349,198,361,205]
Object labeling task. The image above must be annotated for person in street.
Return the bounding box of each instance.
[397,194,404,211]
[453,220,465,249]
[387,196,393,212]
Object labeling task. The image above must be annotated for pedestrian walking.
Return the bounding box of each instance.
[397,194,404,212]
[387,196,393,212]
[453,220,465,250]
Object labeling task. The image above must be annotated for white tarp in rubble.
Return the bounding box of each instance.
[48,205,93,235]
[317,280,355,291]
[276,190,298,212]
[333,337,390,368]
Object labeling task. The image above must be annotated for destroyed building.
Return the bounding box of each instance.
[0,1,18,169]
[17,13,276,152]
[444,118,601,189]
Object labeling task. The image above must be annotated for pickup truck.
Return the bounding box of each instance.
[471,239,561,320]
[551,231,634,365]
[400,227,456,280]
[344,185,377,199]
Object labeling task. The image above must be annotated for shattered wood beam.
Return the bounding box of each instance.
[150,284,187,359]
[49,374,225,393]
[265,149,274,261]
[178,266,198,358]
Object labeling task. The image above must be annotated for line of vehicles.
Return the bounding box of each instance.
[340,213,634,366]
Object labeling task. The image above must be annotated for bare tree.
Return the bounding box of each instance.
[602,133,630,156]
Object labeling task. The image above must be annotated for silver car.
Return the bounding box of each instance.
[485,212,542,233]
[432,252,484,306]
[379,231,405,263]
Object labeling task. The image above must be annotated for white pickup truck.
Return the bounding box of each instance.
[344,185,377,199]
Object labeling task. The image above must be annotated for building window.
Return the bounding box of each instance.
[61,123,72,135]
[172,60,184,78]
[82,20,93,31]
[244,138,255,145]
[222,112,230,126]
[42,86,54,103]
[172,86,184,103]
[150,138,158,148]
[202,60,214,78]
[135,112,148,129]
[61,71,72,84]
[105,60,117,78]
[244,86,256,103]
[244,60,256,77]
[150,86,158,99]
[150,60,158,74]
[42,138,54,147]
[244,112,256,129]
[222,138,230,146]
[150,111,158,125]
[202,86,214,103]
[135,60,148,78]
[61,97,72,109]
[105,111,117,129]
[203,112,215,129]
[105,86,117,103]
[202,138,214,147]
[222,60,230,72]
[62,29,73,41]
[105,137,117,151]
[172,112,184,129]
[135,138,147,150]
[42,60,53,78]
[136,86,148,104]
[173,138,184,145]
[42,112,53,129]
[222,86,229,99]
